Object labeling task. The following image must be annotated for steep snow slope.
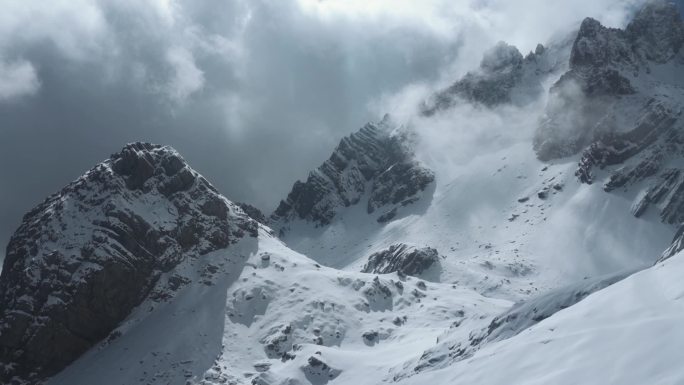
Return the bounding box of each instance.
[535,1,684,260]
[394,251,684,385]
[48,228,509,385]
[422,35,572,114]
[277,1,684,305]
[0,143,258,384]
[281,101,673,301]
[4,3,684,385]
[271,116,434,231]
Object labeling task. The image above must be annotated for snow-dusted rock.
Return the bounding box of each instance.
[574,100,679,186]
[422,39,571,114]
[626,0,684,64]
[0,142,257,384]
[531,1,684,263]
[237,202,269,225]
[534,0,684,160]
[4,3,684,385]
[361,244,440,277]
[367,162,435,223]
[271,116,434,232]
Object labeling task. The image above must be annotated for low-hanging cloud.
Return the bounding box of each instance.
[0,0,651,259]
[0,58,39,101]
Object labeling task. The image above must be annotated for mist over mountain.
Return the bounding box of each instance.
[3,1,684,385]
[0,0,642,264]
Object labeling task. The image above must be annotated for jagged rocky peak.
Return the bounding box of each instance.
[533,1,684,262]
[626,0,684,63]
[236,202,268,225]
[0,142,257,384]
[480,41,524,73]
[411,271,630,376]
[422,37,570,114]
[569,18,634,69]
[570,1,683,69]
[271,116,434,232]
[534,1,684,161]
[362,243,440,277]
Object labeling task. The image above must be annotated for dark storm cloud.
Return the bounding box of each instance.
[0,0,643,260]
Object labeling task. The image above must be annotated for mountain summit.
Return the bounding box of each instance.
[535,0,684,160]
[271,116,435,232]
[0,143,257,383]
[3,2,684,385]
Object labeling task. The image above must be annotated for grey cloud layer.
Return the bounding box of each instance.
[0,0,651,258]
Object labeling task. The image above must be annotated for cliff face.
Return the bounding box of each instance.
[422,39,571,114]
[531,1,684,261]
[0,142,257,384]
[534,1,684,161]
[271,116,434,232]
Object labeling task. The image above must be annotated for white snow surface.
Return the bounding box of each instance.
[47,101,681,384]
[41,10,684,383]
[282,100,673,301]
[397,250,684,385]
[48,228,510,385]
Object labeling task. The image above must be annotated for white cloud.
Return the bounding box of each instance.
[0,0,107,60]
[165,46,205,102]
[0,0,651,252]
[0,59,39,101]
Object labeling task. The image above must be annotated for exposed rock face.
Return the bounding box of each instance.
[574,100,680,186]
[627,0,684,63]
[533,1,684,262]
[362,244,440,277]
[367,161,436,223]
[661,224,684,261]
[0,142,257,384]
[271,116,434,231]
[422,39,571,114]
[236,202,268,225]
[534,0,684,160]
[301,355,341,384]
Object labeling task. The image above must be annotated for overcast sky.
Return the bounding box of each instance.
[0,0,674,258]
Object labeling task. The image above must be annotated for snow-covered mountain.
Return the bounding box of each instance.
[271,115,435,232]
[0,143,258,384]
[422,37,572,114]
[536,0,684,260]
[2,1,684,385]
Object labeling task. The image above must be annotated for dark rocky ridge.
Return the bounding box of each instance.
[534,0,684,160]
[422,38,571,114]
[574,100,681,187]
[0,142,257,384]
[362,244,440,277]
[237,202,268,225]
[535,1,684,261]
[271,117,434,231]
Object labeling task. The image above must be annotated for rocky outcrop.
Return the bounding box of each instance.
[362,244,440,277]
[660,224,684,261]
[534,1,684,263]
[0,142,257,384]
[422,39,571,114]
[534,0,684,160]
[236,202,268,225]
[300,355,341,384]
[271,116,434,231]
[627,0,684,64]
[367,162,435,223]
[574,100,680,185]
